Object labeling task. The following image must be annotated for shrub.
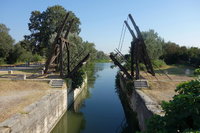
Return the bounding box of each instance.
[17,51,32,62]
[31,54,43,62]
[152,59,166,68]
[145,79,200,133]
[71,69,85,89]
[0,58,5,65]
[194,68,200,76]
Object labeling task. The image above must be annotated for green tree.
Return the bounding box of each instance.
[188,47,200,67]
[96,51,109,61]
[194,68,200,76]
[26,5,81,56]
[7,43,32,63]
[142,29,164,60]
[19,39,37,54]
[161,42,180,64]
[0,24,14,63]
[82,41,97,62]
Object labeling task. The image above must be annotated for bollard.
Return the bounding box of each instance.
[8,70,13,74]
[23,74,26,80]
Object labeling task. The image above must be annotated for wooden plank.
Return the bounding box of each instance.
[128,14,155,76]
[66,53,90,78]
[64,19,74,39]
[134,80,149,88]
[110,54,133,79]
[44,13,70,74]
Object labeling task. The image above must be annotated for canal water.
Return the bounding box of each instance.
[51,63,139,133]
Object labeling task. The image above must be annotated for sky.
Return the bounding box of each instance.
[0,0,200,54]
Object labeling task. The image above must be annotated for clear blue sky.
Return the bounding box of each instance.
[0,0,200,54]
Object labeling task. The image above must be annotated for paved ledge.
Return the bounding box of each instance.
[0,76,88,133]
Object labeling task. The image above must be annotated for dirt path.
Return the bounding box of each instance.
[140,72,195,104]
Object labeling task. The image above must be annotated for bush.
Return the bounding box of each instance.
[31,54,43,62]
[183,129,200,133]
[17,51,32,62]
[145,79,200,133]
[194,68,200,76]
[0,58,5,65]
[152,59,166,68]
[71,69,85,89]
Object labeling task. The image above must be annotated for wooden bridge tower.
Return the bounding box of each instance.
[110,14,155,80]
[44,13,90,78]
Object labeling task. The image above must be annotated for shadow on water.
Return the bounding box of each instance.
[115,73,140,133]
[51,86,88,133]
[51,63,139,133]
[51,63,104,133]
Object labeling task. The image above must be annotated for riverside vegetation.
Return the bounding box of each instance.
[1,4,200,133]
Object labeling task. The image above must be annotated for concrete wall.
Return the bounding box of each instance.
[0,90,67,133]
[0,77,87,133]
[67,76,87,109]
[119,73,162,131]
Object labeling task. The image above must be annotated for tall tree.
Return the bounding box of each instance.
[142,29,164,60]
[161,42,180,64]
[188,47,200,67]
[26,5,81,56]
[0,24,14,63]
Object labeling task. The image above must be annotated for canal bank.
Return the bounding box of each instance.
[0,76,87,133]
[51,63,139,133]
[118,72,162,131]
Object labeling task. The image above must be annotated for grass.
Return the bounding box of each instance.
[155,64,195,76]
[0,80,49,95]
[0,70,38,76]
[141,81,180,104]
[0,80,50,122]
[0,61,45,66]
[140,64,196,105]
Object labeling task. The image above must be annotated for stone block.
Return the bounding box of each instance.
[39,70,44,75]
[8,70,13,74]
[0,127,11,133]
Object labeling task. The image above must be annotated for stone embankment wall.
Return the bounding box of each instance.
[119,73,162,131]
[0,77,87,133]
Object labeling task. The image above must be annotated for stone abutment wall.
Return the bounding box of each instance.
[0,76,87,133]
[119,73,162,131]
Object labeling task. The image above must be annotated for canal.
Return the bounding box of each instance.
[51,63,139,133]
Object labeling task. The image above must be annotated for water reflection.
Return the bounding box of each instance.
[115,73,140,133]
[51,63,138,133]
[51,63,104,133]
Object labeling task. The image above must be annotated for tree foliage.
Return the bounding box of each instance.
[123,28,200,70]
[96,51,109,61]
[161,42,200,67]
[145,80,200,133]
[0,24,14,63]
[142,29,164,60]
[194,68,200,76]
[7,43,42,64]
[26,5,81,56]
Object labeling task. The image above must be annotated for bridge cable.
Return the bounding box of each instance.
[120,26,127,52]
[118,23,125,50]
[119,17,129,52]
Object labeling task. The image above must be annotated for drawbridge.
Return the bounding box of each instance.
[44,13,90,78]
[110,14,155,86]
